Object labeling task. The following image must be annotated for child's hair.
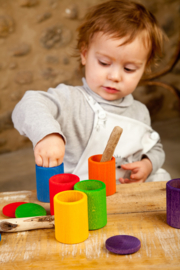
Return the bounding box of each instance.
[76,0,165,71]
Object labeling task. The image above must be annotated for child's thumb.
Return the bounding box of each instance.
[121,163,137,170]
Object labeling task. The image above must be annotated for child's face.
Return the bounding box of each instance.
[81,32,149,101]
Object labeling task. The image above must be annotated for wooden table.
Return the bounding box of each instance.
[0,181,180,269]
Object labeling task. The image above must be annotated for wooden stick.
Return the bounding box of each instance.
[100,126,123,162]
[0,216,54,232]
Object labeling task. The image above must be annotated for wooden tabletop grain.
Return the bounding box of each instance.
[0,181,179,269]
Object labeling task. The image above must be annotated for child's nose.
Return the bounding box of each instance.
[107,67,122,82]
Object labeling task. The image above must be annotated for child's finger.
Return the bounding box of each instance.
[130,172,142,180]
[49,159,59,168]
[42,157,49,167]
[119,178,124,183]
[124,178,136,183]
[35,154,43,167]
[123,178,143,184]
[119,178,136,184]
[57,158,63,166]
[121,162,139,170]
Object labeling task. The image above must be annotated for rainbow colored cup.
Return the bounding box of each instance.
[49,173,80,215]
[54,190,89,244]
[74,180,107,230]
[88,154,116,196]
[35,163,64,202]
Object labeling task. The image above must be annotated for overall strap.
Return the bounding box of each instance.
[77,87,107,130]
[77,87,106,114]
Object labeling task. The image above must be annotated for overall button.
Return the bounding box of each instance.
[98,111,106,120]
[150,131,159,141]
[88,97,96,105]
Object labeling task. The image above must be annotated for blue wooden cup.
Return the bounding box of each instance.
[35,163,64,202]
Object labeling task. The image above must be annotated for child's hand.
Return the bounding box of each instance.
[119,158,152,184]
[34,133,65,167]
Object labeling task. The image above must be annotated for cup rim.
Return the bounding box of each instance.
[54,190,87,205]
[36,163,63,170]
[166,178,180,191]
[74,180,106,192]
[49,173,79,185]
[88,154,115,164]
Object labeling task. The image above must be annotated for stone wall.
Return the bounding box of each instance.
[0,0,179,154]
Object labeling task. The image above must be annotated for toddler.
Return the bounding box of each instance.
[12,0,171,184]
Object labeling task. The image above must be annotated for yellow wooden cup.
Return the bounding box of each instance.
[54,190,89,244]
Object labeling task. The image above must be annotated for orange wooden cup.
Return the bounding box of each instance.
[88,154,116,196]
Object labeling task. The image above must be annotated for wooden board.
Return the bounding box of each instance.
[107,181,166,214]
[0,182,180,269]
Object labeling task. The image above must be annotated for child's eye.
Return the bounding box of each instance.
[124,67,136,72]
[98,60,109,66]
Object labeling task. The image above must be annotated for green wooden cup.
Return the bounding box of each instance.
[74,180,107,230]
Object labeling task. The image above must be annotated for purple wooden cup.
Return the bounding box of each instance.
[166,178,180,229]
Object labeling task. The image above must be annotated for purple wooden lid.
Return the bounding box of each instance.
[105,235,141,255]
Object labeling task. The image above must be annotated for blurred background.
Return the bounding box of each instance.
[0,0,179,191]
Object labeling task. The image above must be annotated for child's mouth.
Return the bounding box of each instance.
[103,86,119,93]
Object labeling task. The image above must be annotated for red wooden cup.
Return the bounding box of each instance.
[49,173,80,215]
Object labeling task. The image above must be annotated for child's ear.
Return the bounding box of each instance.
[80,46,87,66]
